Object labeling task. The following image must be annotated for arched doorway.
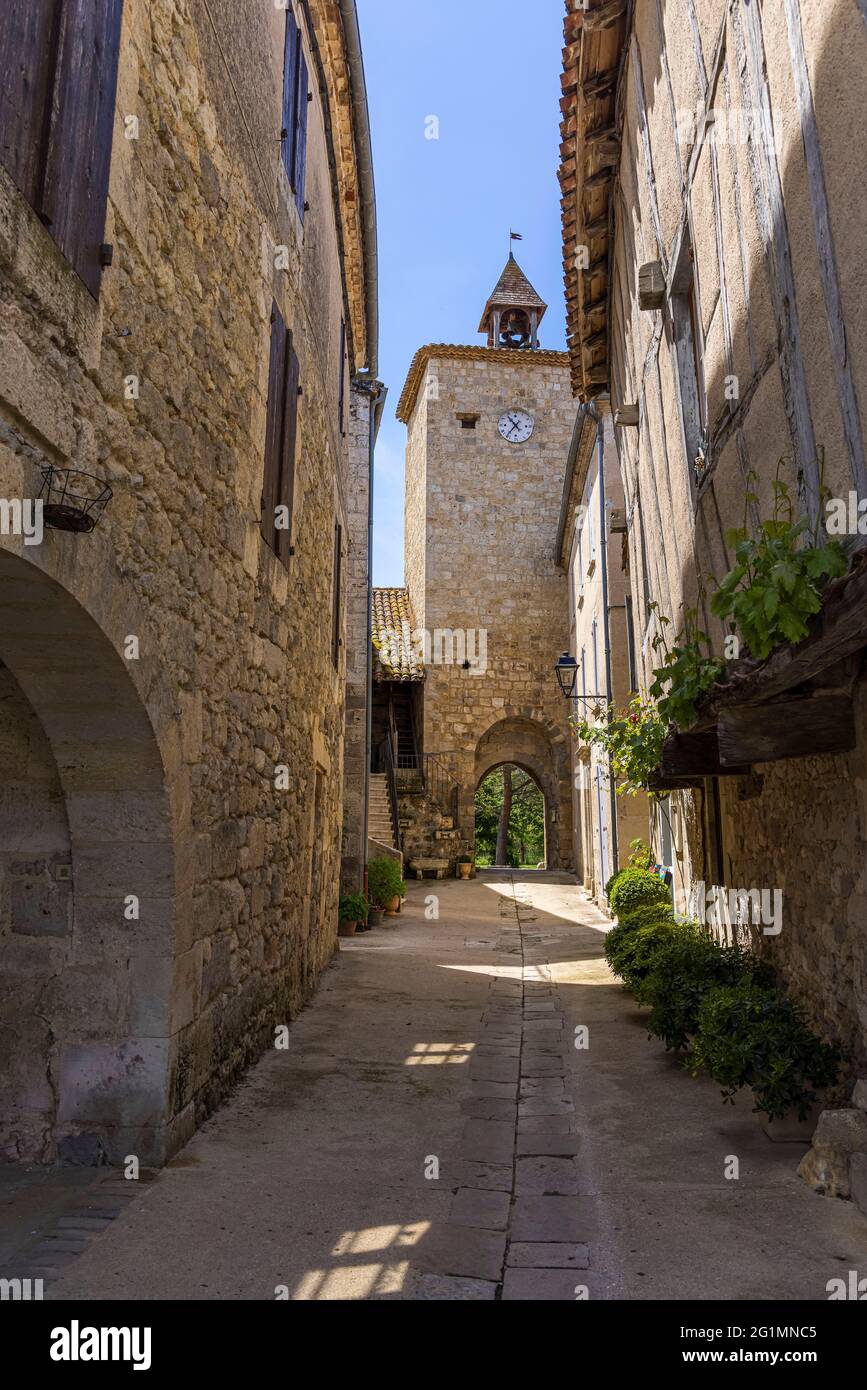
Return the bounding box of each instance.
[475,763,547,868]
[0,549,179,1164]
[469,714,573,871]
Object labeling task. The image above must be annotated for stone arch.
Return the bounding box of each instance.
[468,715,573,872]
[0,547,183,1165]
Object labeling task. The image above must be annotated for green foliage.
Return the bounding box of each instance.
[605,908,679,996]
[627,838,654,871]
[609,867,671,918]
[367,857,405,909]
[574,697,666,796]
[604,869,624,899]
[648,604,725,729]
[690,980,841,1121]
[339,891,368,924]
[474,766,545,866]
[710,468,847,659]
[643,928,772,1052]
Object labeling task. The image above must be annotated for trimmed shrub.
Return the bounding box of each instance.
[604,869,624,899]
[642,928,772,1051]
[605,903,676,971]
[690,980,841,1120]
[609,867,671,919]
[617,919,680,997]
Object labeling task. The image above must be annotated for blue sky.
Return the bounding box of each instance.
[356,0,568,585]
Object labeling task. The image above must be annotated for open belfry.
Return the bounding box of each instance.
[381,256,578,872]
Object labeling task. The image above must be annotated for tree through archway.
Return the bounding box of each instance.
[475,764,546,868]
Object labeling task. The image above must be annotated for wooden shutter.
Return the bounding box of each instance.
[0,0,61,209]
[294,49,309,218]
[331,521,343,667]
[276,341,299,565]
[40,0,124,297]
[262,303,288,555]
[281,14,300,185]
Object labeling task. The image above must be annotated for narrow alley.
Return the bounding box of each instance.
[7,875,861,1302]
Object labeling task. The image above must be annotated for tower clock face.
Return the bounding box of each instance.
[498,409,535,444]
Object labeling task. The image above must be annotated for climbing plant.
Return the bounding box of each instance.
[574,697,666,796]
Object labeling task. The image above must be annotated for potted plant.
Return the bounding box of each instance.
[338,891,368,938]
[457,854,473,880]
[367,857,406,919]
[367,900,384,927]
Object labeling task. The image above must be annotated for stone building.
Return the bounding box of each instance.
[556,400,648,901]
[0,0,378,1165]
[393,258,576,872]
[559,0,867,1070]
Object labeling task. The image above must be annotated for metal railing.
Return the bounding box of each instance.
[373,732,402,852]
[423,753,459,823]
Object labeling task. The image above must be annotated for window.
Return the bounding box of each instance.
[281,9,309,219]
[670,225,708,486]
[262,301,299,565]
[331,521,343,668]
[338,318,346,435]
[625,593,638,694]
[0,0,124,297]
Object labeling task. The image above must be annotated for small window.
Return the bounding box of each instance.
[456,413,478,430]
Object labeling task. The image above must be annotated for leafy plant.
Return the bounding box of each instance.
[605,908,679,995]
[574,697,666,796]
[642,927,773,1051]
[609,867,671,919]
[627,838,654,871]
[648,603,725,728]
[367,857,406,909]
[339,891,368,925]
[690,980,841,1120]
[604,869,624,899]
[711,466,847,660]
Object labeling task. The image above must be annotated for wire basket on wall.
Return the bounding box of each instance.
[38,467,112,533]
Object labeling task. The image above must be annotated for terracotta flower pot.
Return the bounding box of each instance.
[338,920,358,938]
[385,895,400,917]
[458,862,472,880]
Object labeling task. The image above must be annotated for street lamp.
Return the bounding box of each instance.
[555,652,578,699]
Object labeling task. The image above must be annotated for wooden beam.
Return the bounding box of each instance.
[717,694,855,766]
[661,728,750,779]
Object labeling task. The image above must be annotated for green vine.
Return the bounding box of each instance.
[648,603,725,728]
[711,463,847,659]
[574,697,666,797]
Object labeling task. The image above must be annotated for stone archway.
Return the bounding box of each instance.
[475,760,548,868]
[0,549,180,1165]
[469,715,573,871]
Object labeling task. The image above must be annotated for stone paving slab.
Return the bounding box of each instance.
[518,1114,577,1134]
[507,1242,590,1269]
[512,1195,586,1242]
[519,1096,575,1117]
[416,1274,498,1300]
[459,1120,514,1164]
[468,1080,517,1099]
[440,1161,513,1192]
[517,1133,583,1156]
[502,1268,587,1300]
[460,1097,518,1121]
[420,1224,508,1282]
[519,1078,566,1097]
[449,1187,511,1231]
[515,1156,581,1195]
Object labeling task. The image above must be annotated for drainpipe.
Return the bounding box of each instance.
[581,400,619,874]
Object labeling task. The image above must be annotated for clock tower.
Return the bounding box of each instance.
[390,255,579,871]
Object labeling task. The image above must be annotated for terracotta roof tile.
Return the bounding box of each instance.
[372,587,424,680]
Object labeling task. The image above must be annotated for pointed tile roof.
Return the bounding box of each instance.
[371,587,425,680]
[478,254,548,334]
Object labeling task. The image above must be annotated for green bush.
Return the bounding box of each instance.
[604,869,624,899]
[339,891,368,925]
[643,928,772,1051]
[367,857,406,909]
[690,980,841,1120]
[614,919,680,996]
[605,903,675,969]
[609,867,671,918]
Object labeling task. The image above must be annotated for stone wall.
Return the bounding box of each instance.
[0,0,371,1162]
[601,0,867,1067]
[401,350,576,868]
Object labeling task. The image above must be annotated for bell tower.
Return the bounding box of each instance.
[478,253,548,349]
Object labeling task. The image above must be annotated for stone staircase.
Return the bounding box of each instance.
[368,773,397,849]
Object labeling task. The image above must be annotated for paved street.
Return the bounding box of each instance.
[4,872,864,1301]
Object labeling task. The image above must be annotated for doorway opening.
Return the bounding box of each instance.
[474,764,546,869]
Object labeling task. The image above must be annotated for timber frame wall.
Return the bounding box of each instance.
[561,0,867,1070]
